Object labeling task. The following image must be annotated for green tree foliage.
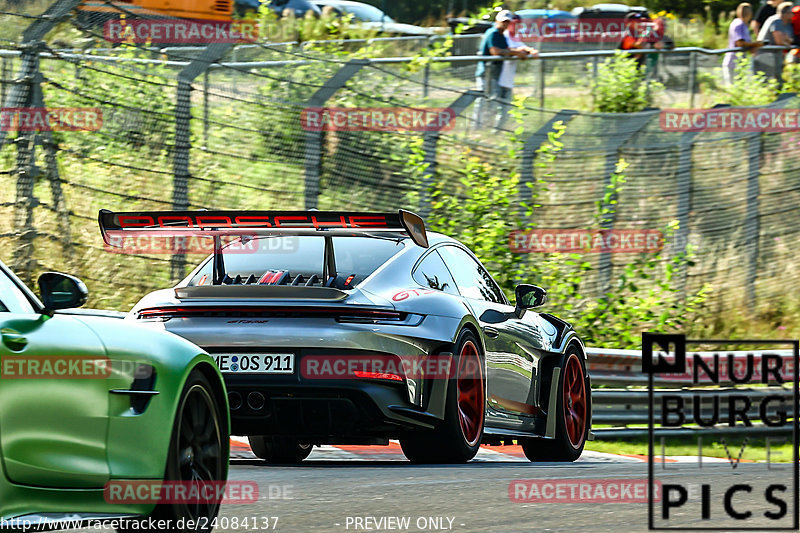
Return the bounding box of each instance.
[641,0,739,19]
[403,121,710,348]
[782,62,800,94]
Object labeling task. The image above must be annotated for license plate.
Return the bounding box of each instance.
[213,353,294,374]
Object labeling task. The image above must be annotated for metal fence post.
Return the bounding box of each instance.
[0,0,81,151]
[231,47,238,94]
[30,68,72,260]
[203,69,209,148]
[538,58,545,108]
[744,132,761,308]
[596,110,658,292]
[303,59,368,210]
[519,110,578,220]
[171,43,233,281]
[1,0,82,283]
[423,36,433,98]
[420,90,482,219]
[423,61,431,99]
[1,57,8,110]
[674,130,700,294]
[13,96,38,282]
[688,51,697,108]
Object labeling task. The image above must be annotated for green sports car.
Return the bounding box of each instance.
[0,261,229,531]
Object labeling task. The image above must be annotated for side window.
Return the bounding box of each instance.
[412,250,458,295]
[0,270,35,314]
[437,246,506,304]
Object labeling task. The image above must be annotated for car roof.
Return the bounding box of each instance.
[516,9,575,18]
[589,3,647,11]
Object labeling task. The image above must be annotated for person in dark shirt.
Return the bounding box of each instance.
[473,9,528,128]
[620,12,664,71]
[754,1,795,84]
[752,0,778,34]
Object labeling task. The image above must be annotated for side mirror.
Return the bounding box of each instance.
[38,272,88,316]
[514,284,547,318]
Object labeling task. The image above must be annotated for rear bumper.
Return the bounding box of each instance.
[210,349,450,441]
[225,381,437,440]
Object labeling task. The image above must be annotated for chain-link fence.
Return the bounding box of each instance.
[2,0,799,314]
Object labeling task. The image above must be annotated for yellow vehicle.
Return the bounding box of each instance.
[77,0,234,24]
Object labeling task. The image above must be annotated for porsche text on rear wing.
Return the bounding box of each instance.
[99,209,427,286]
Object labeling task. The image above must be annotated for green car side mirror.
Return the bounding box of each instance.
[38,272,88,316]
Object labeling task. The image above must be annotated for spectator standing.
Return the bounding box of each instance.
[620,12,665,73]
[752,0,779,34]
[644,16,672,76]
[754,1,795,84]
[723,3,763,85]
[474,10,527,128]
[496,14,538,128]
[620,12,648,67]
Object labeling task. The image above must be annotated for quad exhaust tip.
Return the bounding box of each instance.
[247,391,266,411]
[228,391,243,411]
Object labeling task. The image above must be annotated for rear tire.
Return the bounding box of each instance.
[401,329,485,464]
[521,348,589,462]
[249,436,313,463]
[117,370,227,532]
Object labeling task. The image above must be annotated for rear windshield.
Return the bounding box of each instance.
[187,236,405,286]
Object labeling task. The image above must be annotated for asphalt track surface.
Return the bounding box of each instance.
[211,438,796,533]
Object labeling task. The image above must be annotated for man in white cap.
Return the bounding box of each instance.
[474,9,530,128]
[497,13,538,127]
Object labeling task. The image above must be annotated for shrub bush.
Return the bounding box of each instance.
[590,51,663,113]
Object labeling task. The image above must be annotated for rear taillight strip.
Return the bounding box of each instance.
[137,306,403,320]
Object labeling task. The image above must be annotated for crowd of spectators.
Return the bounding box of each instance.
[471,3,799,123]
[729,1,797,85]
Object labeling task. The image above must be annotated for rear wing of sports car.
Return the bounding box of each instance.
[98,209,428,248]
